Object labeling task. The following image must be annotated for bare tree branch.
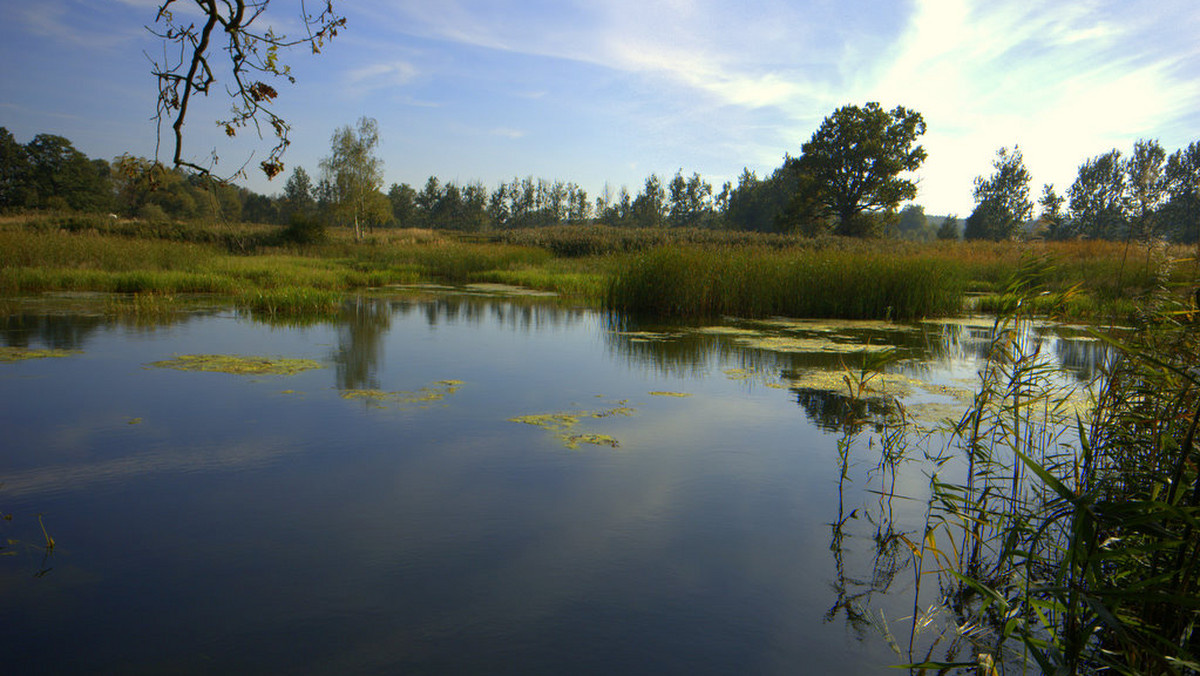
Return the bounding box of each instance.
[148,0,345,180]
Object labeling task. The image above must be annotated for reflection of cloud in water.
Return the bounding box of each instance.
[0,438,293,498]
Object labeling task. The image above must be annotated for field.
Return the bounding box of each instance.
[1,213,1196,321]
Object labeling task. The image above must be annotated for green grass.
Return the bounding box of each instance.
[2,216,1195,321]
[606,246,965,320]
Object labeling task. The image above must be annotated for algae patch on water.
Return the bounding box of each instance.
[508,402,636,450]
[340,379,464,409]
[150,354,323,376]
[649,391,692,397]
[0,347,81,362]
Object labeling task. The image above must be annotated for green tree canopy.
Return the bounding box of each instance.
[319,117,384,239]
[965,146,1032,241]
[794,102,927,236]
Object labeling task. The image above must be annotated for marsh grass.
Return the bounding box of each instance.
[606,246,965,320]
[888,253,1200,674]
[2,216,1193,321]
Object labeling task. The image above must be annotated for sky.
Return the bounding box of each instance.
[2,0,1199,216]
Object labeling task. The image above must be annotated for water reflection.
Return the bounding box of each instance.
[334,297,391,390]
[2,312,105,349]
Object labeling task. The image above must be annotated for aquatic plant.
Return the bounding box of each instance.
[607,246,965,320]
[892,254,1200,674]
[0,346,80,362]
[149,354,323,375]
[508,402,637,450]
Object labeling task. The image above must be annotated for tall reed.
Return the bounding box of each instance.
[606,245,964,320]
[903,253,1200,674]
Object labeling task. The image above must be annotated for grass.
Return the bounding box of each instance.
[1,215,1196,321]
[828,256,1200,674]
[606,245,966,320]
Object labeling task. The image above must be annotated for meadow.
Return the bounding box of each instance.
[1,213,1194,322]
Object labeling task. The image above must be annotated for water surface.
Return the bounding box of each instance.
[0,293,1107,674]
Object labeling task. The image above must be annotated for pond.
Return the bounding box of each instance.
[0,290,1109,674]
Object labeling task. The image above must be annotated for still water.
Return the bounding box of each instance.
[0,291,1107,674]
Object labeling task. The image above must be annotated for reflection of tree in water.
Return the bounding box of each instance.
[1055,337,1116,381]
[333,298,392,391]
[331,294,588,391]
[791,387,894,434]
[1,314,105,349]
[410,295,585,332]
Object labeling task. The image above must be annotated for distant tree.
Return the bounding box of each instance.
[1162,141,1200,243]
[149,0,346,178]
[241,190,279,223]
[632,174,666,228]
[1068,150,1126,239]
[1122,139,1167,241]
[668,170,713,228]
[726,164,803,232]
[415,176,442,225]
[388,182,418,228]
[461,181,489,231]
[936,214,960,240]
[1038,184,1067,239]
[23,134,112,212]
[0,127,31,208]
[793,102,927,236]
[777,171,834,236]
[319,117,384,239]
[567,184,590,224]
[964,146,1032,241]
[897,204,928,237]
[281,166,315,220]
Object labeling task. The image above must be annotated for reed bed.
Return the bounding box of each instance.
[605,246,965,320]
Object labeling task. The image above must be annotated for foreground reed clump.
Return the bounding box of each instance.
[606,246,965,320]
[891,256,1200,675]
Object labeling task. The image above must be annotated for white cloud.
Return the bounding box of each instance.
[863,0,1200,213]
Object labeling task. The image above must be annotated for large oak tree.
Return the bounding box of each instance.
[794,102,927,237]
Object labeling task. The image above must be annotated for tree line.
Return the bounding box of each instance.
[964,140,1200,243]
[3,105,1198,244]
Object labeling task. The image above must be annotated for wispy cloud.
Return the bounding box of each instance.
[347,61,420,90]
[865,0,1200,211]
[490,127,526,139]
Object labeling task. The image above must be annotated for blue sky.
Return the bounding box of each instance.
[2,0,1198,215]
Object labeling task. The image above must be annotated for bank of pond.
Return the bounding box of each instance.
[2,215,1195,323]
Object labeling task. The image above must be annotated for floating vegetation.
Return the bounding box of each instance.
[648,391,692,397]
[697,325,895,355]
[614,331,683,342]
[0,346,80,362]
[508,403,636,450]
[562,433,620,449]
[149,354,323,376]
[461,283,557,297]
[126,417,143,425]
[782,369,923,400]
[722,368,757,380]
[753,318,917,333]
[340,380,464,409]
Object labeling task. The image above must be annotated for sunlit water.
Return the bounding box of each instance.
[0,292,1110,674]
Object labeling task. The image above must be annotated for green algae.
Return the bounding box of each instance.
[508,403,636,450]
[649,391,692,397]
[695,320,906,355]
[0,346,80,362]
[783,369,923,399]
[614,331,684,342]
[150,354,323,376]
[562,433,620,449]
[340,380,465,409]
